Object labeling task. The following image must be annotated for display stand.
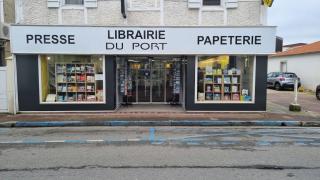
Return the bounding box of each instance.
[55,63,96,102]
[170,61,181,105]
[120,61,132,106]
[203,70,241,101]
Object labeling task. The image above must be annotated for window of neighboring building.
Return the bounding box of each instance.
[39,55,105,104]
[65,0,84,5]
[203,0,221,6]
[280,62,287,72]
[196,55,255,103]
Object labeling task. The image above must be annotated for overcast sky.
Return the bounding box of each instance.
[268,0,320,45]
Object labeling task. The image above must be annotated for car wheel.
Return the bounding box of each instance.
[317,90,320,100]
[275,83,281,91]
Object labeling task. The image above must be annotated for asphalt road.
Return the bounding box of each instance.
[1,127,320,180]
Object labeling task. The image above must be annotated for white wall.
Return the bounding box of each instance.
[6,57,15,113]
[18,0,262,26]
[0,67,8,112]
[268,53,320,90]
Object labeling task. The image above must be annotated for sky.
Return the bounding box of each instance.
[267,0,320,45]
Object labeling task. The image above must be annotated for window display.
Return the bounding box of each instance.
[197,55,254,103]
[40,55,105,103]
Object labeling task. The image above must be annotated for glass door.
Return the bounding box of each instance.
[137,59,151,102]
[151,60,165,102]
[122,57,182,104]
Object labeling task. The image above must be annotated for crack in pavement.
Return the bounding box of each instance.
[0,165,320,172]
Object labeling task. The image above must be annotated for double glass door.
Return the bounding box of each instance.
[125,58,181,103]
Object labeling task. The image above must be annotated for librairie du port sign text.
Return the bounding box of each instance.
[11,25,276,55]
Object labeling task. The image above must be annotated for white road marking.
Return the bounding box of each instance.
[45,140,66,143]
[86,140,104,142]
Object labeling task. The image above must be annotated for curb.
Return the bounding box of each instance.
[0,121,17,128]
[1,120,319,128]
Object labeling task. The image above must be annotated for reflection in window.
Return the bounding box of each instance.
[203,0,221,6]
[65,0,84,5]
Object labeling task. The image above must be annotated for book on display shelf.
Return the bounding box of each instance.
[213,94,221,100]
[224,76,231,84]
[224,86,230,93]
[57,95,65,102]
[205,66,213,75]
[198,93,205,101]
[205,92,213,100]
[213,85,221,93]
[232,85,238,93]
[216,77,222,84]
[232,93,240,101]
[206,84,213,92]
[55,63,98,102]
[224,94,231,100]
[46,94,56,102]
[232,77,238,84]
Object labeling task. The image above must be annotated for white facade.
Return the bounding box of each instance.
[0,67,7,112]
[268,53,320,91]
[15,0,267,26]
[10,0,272,112]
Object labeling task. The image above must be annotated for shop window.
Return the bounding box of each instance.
[196,55,255,103]
[65,0,84,5]
[39,55,105,103]
[203,0,221,6]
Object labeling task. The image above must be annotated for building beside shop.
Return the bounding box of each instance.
[282,43,307,52]
[268,41,320,91]
[0,0,15,113]
[10,0,276,112]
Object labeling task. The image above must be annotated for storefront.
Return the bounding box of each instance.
[10,25,276,112]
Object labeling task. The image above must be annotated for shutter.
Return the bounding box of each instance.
[84,0,97,8]
[188,0,201,9]
[225,0,238,8]
[47,0,60,8]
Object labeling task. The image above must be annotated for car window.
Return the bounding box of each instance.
[284,73,297,78]
[274,72,280,77]
[267,73,273,78]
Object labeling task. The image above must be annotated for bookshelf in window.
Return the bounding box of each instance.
[55,63,97,102]
[201,71,241,101]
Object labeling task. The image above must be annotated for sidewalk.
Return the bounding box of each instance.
[1,112,319,127]
[0,110,319,122]
[1,97,319,127]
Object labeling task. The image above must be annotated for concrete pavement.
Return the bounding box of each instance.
[0,89,319,126]
[0,127,320,179]
[2,168,319,180]
[267,89,320,117]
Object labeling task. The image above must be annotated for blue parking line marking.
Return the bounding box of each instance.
[64,139,87,144]
[256,141,272,146]
[0,128,10,134]
[149,128,155,143]
[22,139,44,144]
[221,141,237,145]
[186,141,201,145]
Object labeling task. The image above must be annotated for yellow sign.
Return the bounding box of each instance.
[263,0,274,7]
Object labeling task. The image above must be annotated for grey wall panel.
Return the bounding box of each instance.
[16,55,116,111]
[185,55,267,111]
